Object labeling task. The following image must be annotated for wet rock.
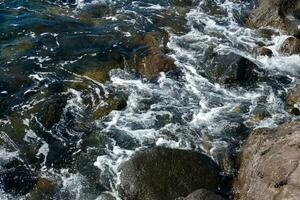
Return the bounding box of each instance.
[92,95,127,120]
[234,121,300,200]
[29,177,57,200]
[36,178,56,194]
[247,0,300,36]
[286,85,300,115]
[182,189,225,200]
[252,46,273,57]
[199,0,227,17]
[73,149,107,198]
[136,52,176,78]
[279,37,300,55]
[119,147,220,200]
[252,105,271,122]
[1,38,34,59]
[131,32,176,78]
[47,81,65,95]
[205,52,263,85]
[211,146,236,173]
[39,97,66,129]
[291,107,300,115]
[171,0,194,7]
[80,59,125,83]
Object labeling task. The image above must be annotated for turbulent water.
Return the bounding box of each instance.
[0,0,300,199]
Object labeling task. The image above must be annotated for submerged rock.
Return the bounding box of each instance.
[29,177,57,200]
[204,52,262,85]
[280,37,300,55]
[182,189,225,200]
[234,121,300,200]
[38,97,67,129]
[247,0,300,36]
[1,38,34,59]
[119,147,220,200]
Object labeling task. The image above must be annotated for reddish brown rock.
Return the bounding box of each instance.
[234,121,300,200]
[131,32,176,78]
[280,37,300,55]
[136,52,175,78]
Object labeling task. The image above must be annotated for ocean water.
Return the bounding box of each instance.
[0,0,299,199]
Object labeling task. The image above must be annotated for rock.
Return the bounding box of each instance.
[136,52,176,78]
[287,85,300,106]
[233,121,300,200]
[39,97,66,129]
[252,46,273,57]
[291,107,300,115]
[171,0,194,7]
[131,32,176,78]
[92,95,127,120]
[247,0,300,36]
[36,178,56,194]
[286,85,300,115]
[252,105,271,122]
[183,189,225,200]
[280,37,300,55]
[119,147,220,200]
[29,177,57,200]
[1,38,34,59]
[204,52,263,85]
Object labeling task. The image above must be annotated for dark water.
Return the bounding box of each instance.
[0,0,299,199]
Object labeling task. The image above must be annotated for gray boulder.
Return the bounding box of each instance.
[119,147,220,200]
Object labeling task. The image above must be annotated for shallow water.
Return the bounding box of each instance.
[0,0,299,199]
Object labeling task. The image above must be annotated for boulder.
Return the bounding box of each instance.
[204,52,263,85]
[233,121,300,200]
[182,189,225,200]
[280,37,300,55]
[247,0,300,36]
[118,147,220,200]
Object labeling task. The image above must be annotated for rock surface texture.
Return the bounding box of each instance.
[247,0,300,36]
[234,121,300,200]
[204,52,262,85]
[119,147,220,200]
